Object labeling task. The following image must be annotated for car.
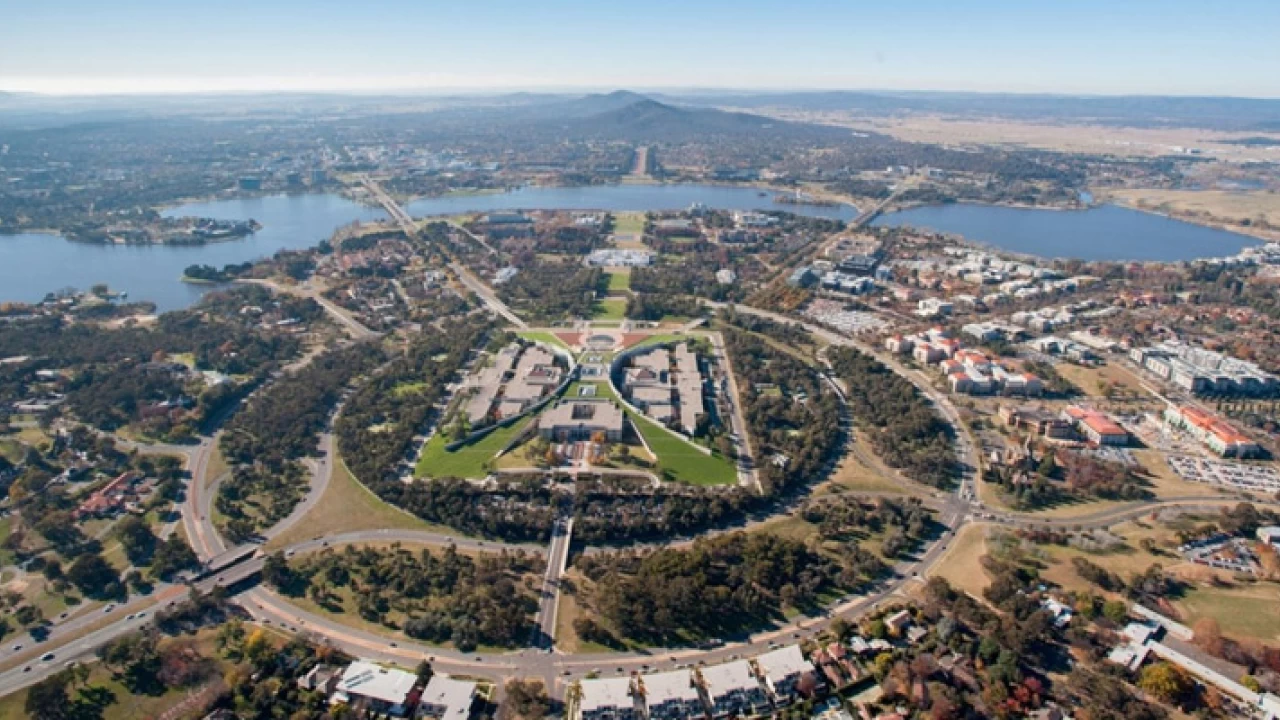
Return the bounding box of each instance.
[390,642,398,648]
[104,605,115,613]
[40,653,55,662]
[22,666,30,673]
[125,614,135,621]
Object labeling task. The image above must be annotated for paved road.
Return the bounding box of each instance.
[532,516,574,652]
[237,279,379,340]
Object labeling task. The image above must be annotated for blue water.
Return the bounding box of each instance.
[872,203,1258,261]
[405,184,861,221]
[0,194,387,312]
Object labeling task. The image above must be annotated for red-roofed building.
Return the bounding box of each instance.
[1164,405,1261,457]
[1062,406,1129,446]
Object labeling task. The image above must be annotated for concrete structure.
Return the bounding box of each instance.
[418,676,477,720]
[673,343,705,435]
[330,661,419,717]
[587,249,652,267]
[640,670,703,720]
[1062,406,1130,446]
[538,399,624,442]
[700,660,769,719]
[1163,405,1261,458]
[754,645,816,703]
[577,676,639,720]
[1131,342,1278,396]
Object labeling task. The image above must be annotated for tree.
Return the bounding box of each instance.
[115,515,157,566]
[1139,662,1192,705]
[66,553,122,599]
[25,670,73,720]
[244,628,273,666]
[1102,599,1129,623]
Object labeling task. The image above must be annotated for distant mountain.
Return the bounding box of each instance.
[668,90,1280,132]
[557,98,849,142]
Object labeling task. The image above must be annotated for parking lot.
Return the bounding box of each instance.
[1166,455,1280,492]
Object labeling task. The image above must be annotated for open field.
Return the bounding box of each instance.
[770,111,1280,161]
[1174,583,1280,643]
[1053,361,1158,401]
[612,213,645,235]
[554,587,621,655]
[267,457,461,550]
[516,330,573,351]
[415,419,531,479]
[819,433,922,496]
[606,269,631,292]
[1106,188,1280,229]
[592,298,628,321]
[928,523,993,598]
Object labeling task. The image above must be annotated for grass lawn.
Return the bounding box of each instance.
[414,419,531,479]
[592,298,628,321]
[606,270,631,292]
[0,515,12,566]
[516,331,573,351]
[204,445,229,491]
[266,457,463,550]
[625,333,687,351]
[929,523,993,599]
[631,413,736,486]
[612,213,645,234]
[1174,584,1280,643]
[0,439,24,463]
[820,432,922,496]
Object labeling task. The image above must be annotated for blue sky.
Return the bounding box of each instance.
[2,0,1278,96]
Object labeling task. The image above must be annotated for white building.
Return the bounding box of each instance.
[700,660,769,719]
[640,670,703,720]
[577,676,639,720]
[330,661,419,717]
[754,645,816,702]
[419,676,477,720]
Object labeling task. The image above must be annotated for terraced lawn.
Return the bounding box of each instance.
[415,418,531,479]
[592,297,628,321]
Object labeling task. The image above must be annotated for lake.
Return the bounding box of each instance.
[404,183,860,220]
[0,194,388,312]
[872,202,1258,262]
[0,185,854,311]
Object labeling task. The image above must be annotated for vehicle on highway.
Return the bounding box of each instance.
[40,652,55,662]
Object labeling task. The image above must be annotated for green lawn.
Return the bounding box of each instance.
[584,379,736,486]
[592,298,628,321]
[516,331,573,351]
[606,270,631,292]
[612,213,645,234]
[415,418,531,479]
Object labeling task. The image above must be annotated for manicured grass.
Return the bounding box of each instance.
[414,419,531,479]
[606,270,631,292]
[391,381,429,397]
[625,333,685,351]
[266,456,462,550]
[516,331,572,351]
[1175,585,1280,643]
[592,298,628,321]
[630,413,736,486]
[612,213,645,234]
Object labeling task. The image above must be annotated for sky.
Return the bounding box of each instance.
[3,0,1279,97]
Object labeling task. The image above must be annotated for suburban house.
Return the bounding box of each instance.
[329,661,420,717]
[418,675,478,720]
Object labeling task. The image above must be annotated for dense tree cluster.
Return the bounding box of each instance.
[495,262,602,322]
[269,544,544,651]
[215,462,310,543]
[336,318,489,484]
[724,328,841,494]
[221,341,386,468]
[370,476,558,542]
[630,264,748,304]
[577,532,850,643]
[828,347,957,489]
[624,293,704,322]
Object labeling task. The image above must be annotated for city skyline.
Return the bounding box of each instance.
[3,0,1279,97]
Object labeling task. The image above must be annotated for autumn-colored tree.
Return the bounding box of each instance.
[1138,661,1192,705]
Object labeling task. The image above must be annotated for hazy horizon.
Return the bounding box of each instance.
[4,0,1279,99]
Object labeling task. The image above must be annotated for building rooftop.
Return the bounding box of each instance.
[578,677,636,713]
[700,659,760,699]
[754,645,815,683]
[420,676,476,720]
[333,661,418,706]
[641,670,701,705]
